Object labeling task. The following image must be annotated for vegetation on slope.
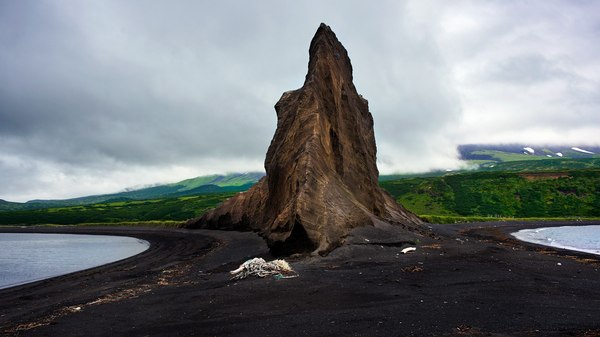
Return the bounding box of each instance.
[2,157,600,226]
[2,169,599,226]
[0,193,234,226]
[459,144,600,161]
[380,169,600,219]
[0,172,263,212]
[475,158,600,172]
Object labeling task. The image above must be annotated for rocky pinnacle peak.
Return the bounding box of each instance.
[305,23,354,86]
[186,24,423,255]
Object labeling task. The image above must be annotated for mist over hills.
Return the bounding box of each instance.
[1,144,599,212]
[1,142,600,225]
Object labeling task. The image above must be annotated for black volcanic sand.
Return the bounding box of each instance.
[1,222,599,337]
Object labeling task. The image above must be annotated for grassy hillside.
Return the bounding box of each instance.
[459,144,600,172]
[0,200,29,212]
[175,173,264,188]
[3,148,599,214]
[0,193,234,226]
[2,153,600,226]
[380,169,600,219]
[459,144,600,161]
[470,150,548,162]
[2,172,263,212]
[3,168,599,226]
[379,158,600,181]
[475,158,600,172]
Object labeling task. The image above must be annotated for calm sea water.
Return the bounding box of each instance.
[0,233,149,290]
[512,225,600,256]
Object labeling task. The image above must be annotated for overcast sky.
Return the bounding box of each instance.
[1,0,599,202]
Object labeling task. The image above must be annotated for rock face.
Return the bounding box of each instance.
[186,23,423,255]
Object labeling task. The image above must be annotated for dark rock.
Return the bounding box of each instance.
[186,23,424,255]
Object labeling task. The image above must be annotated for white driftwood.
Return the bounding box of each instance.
[401,247,416,254]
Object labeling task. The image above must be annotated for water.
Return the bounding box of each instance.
[512,225,600,256]
[0,233,149,290]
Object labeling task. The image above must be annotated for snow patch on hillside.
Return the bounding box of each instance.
[523,147,535,154]
[571,147,595,154]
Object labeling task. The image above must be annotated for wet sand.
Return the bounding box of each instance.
[1,222,599,337]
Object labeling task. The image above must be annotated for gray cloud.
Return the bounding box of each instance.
[489,54,563,85]
[438,0,600,144]
[1,0,600,201]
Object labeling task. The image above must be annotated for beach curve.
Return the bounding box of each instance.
[1,222,599,336]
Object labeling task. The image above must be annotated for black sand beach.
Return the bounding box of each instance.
[1,222,599,337]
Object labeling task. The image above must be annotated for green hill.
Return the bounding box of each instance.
[380,169,600,220]
[459,144,600,170]
[0,172,264,225]
[0,193,234,226]
[0,199,27,212]
[2,144,600,226]
[474,157,600,172]
[2,168,599,226]
[2,172,264,212]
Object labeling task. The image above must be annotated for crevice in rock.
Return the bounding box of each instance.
[271,222,316,256]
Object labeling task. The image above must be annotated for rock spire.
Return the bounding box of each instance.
[186,23,423,255]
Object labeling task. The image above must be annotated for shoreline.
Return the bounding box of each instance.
[445,220,600,257]
[1,222,600,336]
[510,224,600,256]
[0,232,151,291]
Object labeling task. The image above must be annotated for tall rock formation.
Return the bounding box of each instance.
[187,23,423,255]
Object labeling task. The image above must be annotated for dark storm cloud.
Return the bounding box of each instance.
[0,1,281,168]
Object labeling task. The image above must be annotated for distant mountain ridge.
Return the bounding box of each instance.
[458,144,600,172]
[2,144,600,213]
[380,169,600,219]
[1,172,265,211]
[459,144,600,162]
